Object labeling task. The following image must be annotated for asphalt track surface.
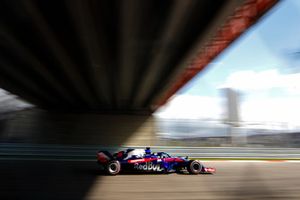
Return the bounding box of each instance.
[0,160,299,200]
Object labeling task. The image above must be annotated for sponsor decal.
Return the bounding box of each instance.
[134,162,163,171]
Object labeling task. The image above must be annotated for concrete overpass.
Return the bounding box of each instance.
[0,0,277,145]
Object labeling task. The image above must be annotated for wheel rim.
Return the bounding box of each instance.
[109,163,118,174]
[193,163,200,171]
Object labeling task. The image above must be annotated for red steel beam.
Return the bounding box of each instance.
[155,0,278,109]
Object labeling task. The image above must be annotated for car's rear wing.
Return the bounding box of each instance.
[97,151,113,163]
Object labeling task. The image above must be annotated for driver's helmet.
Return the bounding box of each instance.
[145,147,151,155]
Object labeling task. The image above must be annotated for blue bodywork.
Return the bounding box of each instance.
[97,148,214,174]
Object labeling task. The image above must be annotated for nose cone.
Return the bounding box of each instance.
[204,167,216,173]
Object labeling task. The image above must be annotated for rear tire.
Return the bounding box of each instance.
[187,160,202,174]
[106,160,121,175]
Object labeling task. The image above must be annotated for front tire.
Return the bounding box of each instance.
[187,160,202,174]
[106,160,121,175]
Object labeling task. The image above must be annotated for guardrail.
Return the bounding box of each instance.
[1,143,300,160]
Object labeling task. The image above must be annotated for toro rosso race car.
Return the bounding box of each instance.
[97,147,215,175]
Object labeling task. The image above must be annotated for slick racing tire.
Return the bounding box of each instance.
[187,160,202,174]
[106,160,121,175]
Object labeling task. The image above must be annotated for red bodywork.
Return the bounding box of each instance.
[203,167,216,173]
[97,152,110,164]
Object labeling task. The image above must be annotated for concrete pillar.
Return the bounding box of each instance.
[0,109,158,146]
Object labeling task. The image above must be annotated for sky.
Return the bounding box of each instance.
[155,0,300,128]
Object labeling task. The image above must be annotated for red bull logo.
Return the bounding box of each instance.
[134,162,163,171]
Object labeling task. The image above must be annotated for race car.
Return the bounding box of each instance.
[97,147,216,175]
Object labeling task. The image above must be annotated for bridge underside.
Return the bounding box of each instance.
[0,0,278,146]
[0,0,278,114]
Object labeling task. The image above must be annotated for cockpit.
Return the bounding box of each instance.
[156,152,171,159]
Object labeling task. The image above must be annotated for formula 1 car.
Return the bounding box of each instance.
[97,147,216,175]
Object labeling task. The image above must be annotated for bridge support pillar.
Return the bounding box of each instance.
[0,109,158,146]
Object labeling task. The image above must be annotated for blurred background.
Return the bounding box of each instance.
[155,0,300,148]
[2,0,300,148]
[1,1,300,199]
